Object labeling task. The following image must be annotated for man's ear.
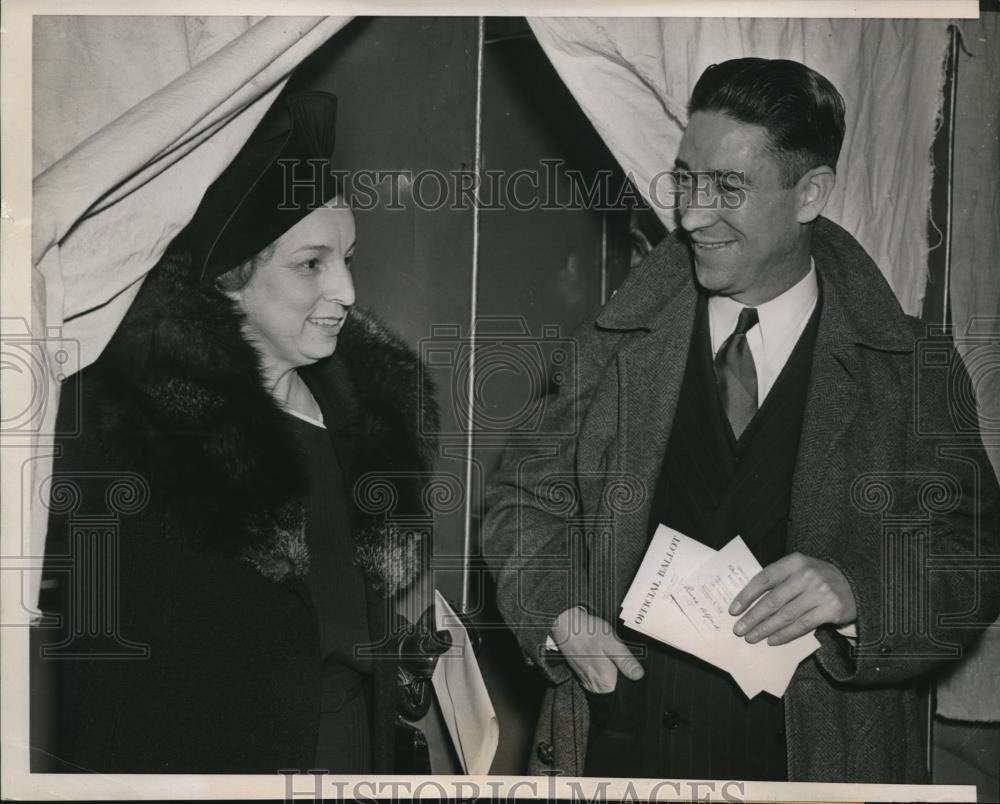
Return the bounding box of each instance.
[796,166,836,224]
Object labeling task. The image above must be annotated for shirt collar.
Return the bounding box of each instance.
[708,259,818,352]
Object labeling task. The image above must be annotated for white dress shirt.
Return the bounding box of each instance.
[708,261,819,407]
[706,261,858,640]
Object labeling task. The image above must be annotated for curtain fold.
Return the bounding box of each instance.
[33,16,351,365]
[24,15,351,617]
[526,17,950,316]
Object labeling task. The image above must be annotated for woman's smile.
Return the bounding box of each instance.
[307,315,344,331]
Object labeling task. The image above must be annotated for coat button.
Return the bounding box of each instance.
[536,741,554,765]
[879,645,892,656]
[661,709,682,729]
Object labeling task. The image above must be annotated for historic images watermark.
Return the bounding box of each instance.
[418,317,578,439]
[280,771,749,802]
[0,318,84,628]
[277,158,748,214]
[0,317,79,440]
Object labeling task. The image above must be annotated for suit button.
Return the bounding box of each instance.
[879,645,892,656]
[536,741,554,766]
[661,709,682,729]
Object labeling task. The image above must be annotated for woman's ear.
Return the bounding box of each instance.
[796,166,836,224]
[214,260,257,303]
[218,285,244,305]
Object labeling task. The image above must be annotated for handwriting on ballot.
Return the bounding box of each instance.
[620,526,819,699]
[686,558,752,633]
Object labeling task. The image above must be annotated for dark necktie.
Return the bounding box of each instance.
[714,306,759,439]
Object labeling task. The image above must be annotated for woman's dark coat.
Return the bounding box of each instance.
[37,250,438,774]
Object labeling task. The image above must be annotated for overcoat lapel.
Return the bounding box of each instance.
[609,282,699,597]
[582,233,700,602]
[787,277,860,553]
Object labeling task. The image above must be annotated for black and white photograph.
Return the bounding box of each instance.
[1,2,999,801]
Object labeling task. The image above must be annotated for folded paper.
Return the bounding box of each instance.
[621,525,819,698]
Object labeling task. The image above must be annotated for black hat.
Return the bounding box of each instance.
[177,90,340,283]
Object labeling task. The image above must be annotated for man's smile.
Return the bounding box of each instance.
[692,239,737,250]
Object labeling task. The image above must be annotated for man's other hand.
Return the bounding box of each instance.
[551,607,645,693]
[729,553,857,646]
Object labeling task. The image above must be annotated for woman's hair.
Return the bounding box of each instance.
[214,242,277,292]
[688,57,846,188]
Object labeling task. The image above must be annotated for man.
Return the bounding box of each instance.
[483,58,1000,782]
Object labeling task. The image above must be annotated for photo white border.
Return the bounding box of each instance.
[0,0,983,800]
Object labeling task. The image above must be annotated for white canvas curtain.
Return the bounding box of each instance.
[33,15,351,370]
[25,15,351,618]
[526,17,951,316]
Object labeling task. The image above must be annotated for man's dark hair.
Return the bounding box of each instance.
[688,57,846,187]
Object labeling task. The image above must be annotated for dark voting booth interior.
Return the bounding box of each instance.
[286,17,648,773]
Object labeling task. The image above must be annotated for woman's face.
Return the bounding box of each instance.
[232,205,356,377]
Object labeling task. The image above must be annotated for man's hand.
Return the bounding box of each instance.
[551,607,644,693]
[729,553,857,646]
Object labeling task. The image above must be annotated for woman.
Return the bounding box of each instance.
[38,90,441,773]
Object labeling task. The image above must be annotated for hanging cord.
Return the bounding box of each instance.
[461,17,486,615]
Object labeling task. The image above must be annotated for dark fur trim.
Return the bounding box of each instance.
[94,249,437,593]
[242,500,311,581]
[308,310,441,595]
[354,521,428,599]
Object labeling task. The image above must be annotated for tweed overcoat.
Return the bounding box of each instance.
[483,217,1000,782]
[36,250,438,773]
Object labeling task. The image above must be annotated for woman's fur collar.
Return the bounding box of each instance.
[96,249,439,596]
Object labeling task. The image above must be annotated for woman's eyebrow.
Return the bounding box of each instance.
[287,244,334,256]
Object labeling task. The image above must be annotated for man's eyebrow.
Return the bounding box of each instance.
[672,159,750,186]
[719,169,750,185]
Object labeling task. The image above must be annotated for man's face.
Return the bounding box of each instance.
[674,111,809,305]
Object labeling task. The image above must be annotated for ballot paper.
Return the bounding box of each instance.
[422,591,499,774]
[619,525,727,668]
[620,525,819,698]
